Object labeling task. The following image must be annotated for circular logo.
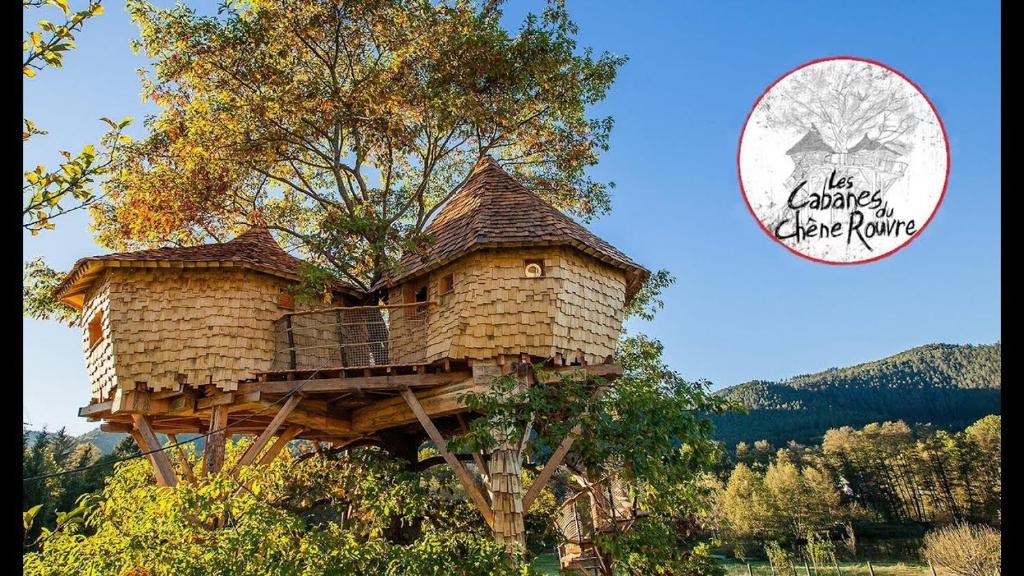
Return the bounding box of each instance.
[738,57,949,264]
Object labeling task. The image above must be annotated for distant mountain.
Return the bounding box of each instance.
[76,428,132,455]
[25,428,205,456]
[710,343,1001,449]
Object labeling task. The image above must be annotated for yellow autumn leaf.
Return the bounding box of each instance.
[23,66,36,78]
[51,0,71,16]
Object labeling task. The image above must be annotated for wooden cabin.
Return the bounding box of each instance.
[54,228,360,402]
[56,155,648,549]
[380,156,647,367]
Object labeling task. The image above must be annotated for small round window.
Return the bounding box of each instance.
[524,262,544,278]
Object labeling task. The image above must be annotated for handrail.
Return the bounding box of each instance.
[276,301,437,320]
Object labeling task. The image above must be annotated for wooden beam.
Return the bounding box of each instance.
[111,390,170,415]
[131,414,178,487]
[258,425,304,465]
[400,388,493,527]
[241,371,471,395]
[165,390,198,416]
[196,391,261,411]
[351,379,486,432]
[231,395,302,473]
[78,400,113,418]
[100,422,133,433]
[279,403,352,435]
[539,363,622,384]
[203,405,228,476]
[166,434,197,484]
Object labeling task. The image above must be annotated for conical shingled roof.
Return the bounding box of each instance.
[786,129,835,155]
[386,156,649,302]
[55,227,354,309]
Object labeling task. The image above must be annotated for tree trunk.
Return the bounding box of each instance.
[488,433,525,550]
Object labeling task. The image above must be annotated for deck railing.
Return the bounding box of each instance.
[271,302,434,371]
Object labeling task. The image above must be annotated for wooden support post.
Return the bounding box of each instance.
[927,560,937,576]
[523,423,579,511]
[285,314,297,370]
[203,405,228,476]
[487,364,529,552]
[166,434,197,483]
[231,394,301,473]
[258,425,305,465]
[131,414,178,487]
[399,387,494,528]
[746,563,753,576]
[866,561,875,576]
[487,436,525,550]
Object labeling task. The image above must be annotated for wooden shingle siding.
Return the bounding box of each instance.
[82,271,117,400]
[390,246,626,365]
[92,267,297,398]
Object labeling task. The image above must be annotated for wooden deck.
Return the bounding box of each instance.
[78,358,622,444]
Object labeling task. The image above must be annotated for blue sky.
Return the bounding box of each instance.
[23,1,1000,434]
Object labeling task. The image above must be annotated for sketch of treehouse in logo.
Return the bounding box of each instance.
[785,129,908,201]
[739,57,948,264]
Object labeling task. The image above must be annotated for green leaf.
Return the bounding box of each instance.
[23,504,43,532]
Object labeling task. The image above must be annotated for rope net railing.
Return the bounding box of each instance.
[272,303,432,371]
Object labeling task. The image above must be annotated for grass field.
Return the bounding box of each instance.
[531,553,561,574]
[719,560,932,576]
[532,555,935,575]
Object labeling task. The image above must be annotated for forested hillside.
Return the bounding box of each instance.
[711,343,1001,447]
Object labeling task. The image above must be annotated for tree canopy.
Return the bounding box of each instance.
[93,0,626,291]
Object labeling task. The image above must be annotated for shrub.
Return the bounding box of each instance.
[764,541,795,575]
[923,523,1000,576]
[804,531,837,571]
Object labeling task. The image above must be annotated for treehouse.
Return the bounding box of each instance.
[54,227,361,402]
[57,155,648,550]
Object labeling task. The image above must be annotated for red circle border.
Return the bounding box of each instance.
[736,55,951,265]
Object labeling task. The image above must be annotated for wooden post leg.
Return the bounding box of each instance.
[258,425,304,466]
[231,394,301,474]
[399,388,494,528]
[203,405,228,476]
[130,414,178,487]
[166,434,197,483]
[523,423,578,511]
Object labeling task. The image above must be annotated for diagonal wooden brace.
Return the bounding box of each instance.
[131,414,178,487]
[231,394,302,474]
[523,423,579,511]
[258,425,305,466]
[400,387,494,527]
[166,434,197,483]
